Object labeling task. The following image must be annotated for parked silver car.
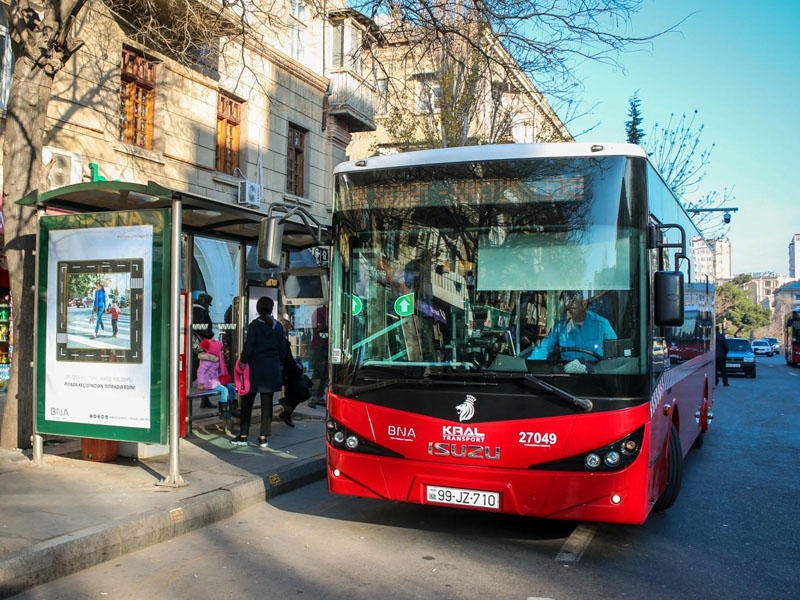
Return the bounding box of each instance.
[765,337,781,355]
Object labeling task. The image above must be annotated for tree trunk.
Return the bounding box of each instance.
[0,55,53,448]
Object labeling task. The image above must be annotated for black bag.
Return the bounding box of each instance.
[282,374,311,410]
[291,375,312,402]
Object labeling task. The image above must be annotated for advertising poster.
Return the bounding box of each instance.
[36,210,170,443]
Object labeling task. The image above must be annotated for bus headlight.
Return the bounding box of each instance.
[532,425,645,472]
[604,451,621,467]
[585,453,601,469]
[325,418,404,458]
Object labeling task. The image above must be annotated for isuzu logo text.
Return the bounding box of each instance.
[427,442,501,460]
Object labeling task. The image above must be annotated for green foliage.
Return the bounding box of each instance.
[625,92,645,144]
[67,274,97,301]
[730,273,752,286]
[716,282,770,338]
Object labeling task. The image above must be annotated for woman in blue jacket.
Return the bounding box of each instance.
[92,281,107,338]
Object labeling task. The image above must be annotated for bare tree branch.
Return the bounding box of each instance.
[646,110,714,200]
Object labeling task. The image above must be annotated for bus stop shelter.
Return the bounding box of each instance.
[18,180,327,485]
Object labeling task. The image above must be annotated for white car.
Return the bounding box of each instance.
[750,339,773,356]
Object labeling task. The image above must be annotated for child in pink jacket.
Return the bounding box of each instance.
[196,338,235,417]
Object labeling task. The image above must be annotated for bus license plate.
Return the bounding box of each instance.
[426,485,500,510]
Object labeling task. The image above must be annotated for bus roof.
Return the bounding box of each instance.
[334,142,648,174]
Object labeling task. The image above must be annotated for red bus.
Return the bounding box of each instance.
[785,308,800,366]
[325,143,716,524]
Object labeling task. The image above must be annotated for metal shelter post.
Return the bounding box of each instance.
[238,242,247,348]
[159,197,187,487]
[32,205,46,466]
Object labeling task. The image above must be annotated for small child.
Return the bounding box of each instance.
[109,300,120,338]
[196,338,235,418]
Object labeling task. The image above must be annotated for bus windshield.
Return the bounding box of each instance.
[331,155,647,394]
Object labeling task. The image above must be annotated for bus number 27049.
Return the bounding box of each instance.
[519,431,557,446]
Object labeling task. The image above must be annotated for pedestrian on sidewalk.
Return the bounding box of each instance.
[715,326,729,386]
[308,303,328,408]
[232,296,285,448]
[278,318,310,427]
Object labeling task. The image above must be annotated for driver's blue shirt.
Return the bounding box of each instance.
[528,310,616,361]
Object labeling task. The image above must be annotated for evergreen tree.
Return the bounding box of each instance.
[625,92,645,144]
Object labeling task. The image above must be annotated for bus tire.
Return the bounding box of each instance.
[654,423,683,512]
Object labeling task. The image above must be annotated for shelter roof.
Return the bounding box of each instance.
[17,181,326,249]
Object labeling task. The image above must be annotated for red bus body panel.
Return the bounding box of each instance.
[326,355,713,525]
[328,398,653,524]
[787,344,800,365]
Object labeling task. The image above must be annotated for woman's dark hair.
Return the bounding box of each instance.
[256,296,274,320]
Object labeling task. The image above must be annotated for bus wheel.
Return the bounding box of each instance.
[654,424,683,511]
[693,398,710,448]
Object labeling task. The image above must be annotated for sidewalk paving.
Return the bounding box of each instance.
[0,404,328,597]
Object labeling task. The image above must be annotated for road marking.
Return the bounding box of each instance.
[555,523,597,562]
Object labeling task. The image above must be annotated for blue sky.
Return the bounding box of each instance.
[565,0,799,275]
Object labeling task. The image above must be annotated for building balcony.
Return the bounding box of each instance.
[327,69,376,133]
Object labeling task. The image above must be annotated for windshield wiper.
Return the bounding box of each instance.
[344,372,592,412]
[346,377,484,396]
[519,374,593,412]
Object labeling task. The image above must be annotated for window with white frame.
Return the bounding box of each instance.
[416,74,441,113]
[375,77,389,115]
[289,0,308,62]
[332,19,363,73]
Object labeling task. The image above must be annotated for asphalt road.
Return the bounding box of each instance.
[10,353,799,600]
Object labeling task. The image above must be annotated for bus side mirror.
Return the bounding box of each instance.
[257,217,284,268]
[654,271,684,327]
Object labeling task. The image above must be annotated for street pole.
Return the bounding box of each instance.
[158,197,187,488]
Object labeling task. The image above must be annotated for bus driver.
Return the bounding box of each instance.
[528,290,617,363]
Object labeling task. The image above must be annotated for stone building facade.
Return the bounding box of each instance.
[347,9,571,158]
[0,1,380,321]
[0,1,571,388]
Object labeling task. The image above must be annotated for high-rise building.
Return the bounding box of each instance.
[789,234,800,278]
[693,236,731,282]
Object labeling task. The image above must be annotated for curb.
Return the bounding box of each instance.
[0,456,326,597]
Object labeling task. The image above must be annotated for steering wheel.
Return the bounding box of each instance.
[557,346,602,361]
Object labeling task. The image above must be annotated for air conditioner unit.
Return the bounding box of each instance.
[42,147,83,189]
[237,180,263,208]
